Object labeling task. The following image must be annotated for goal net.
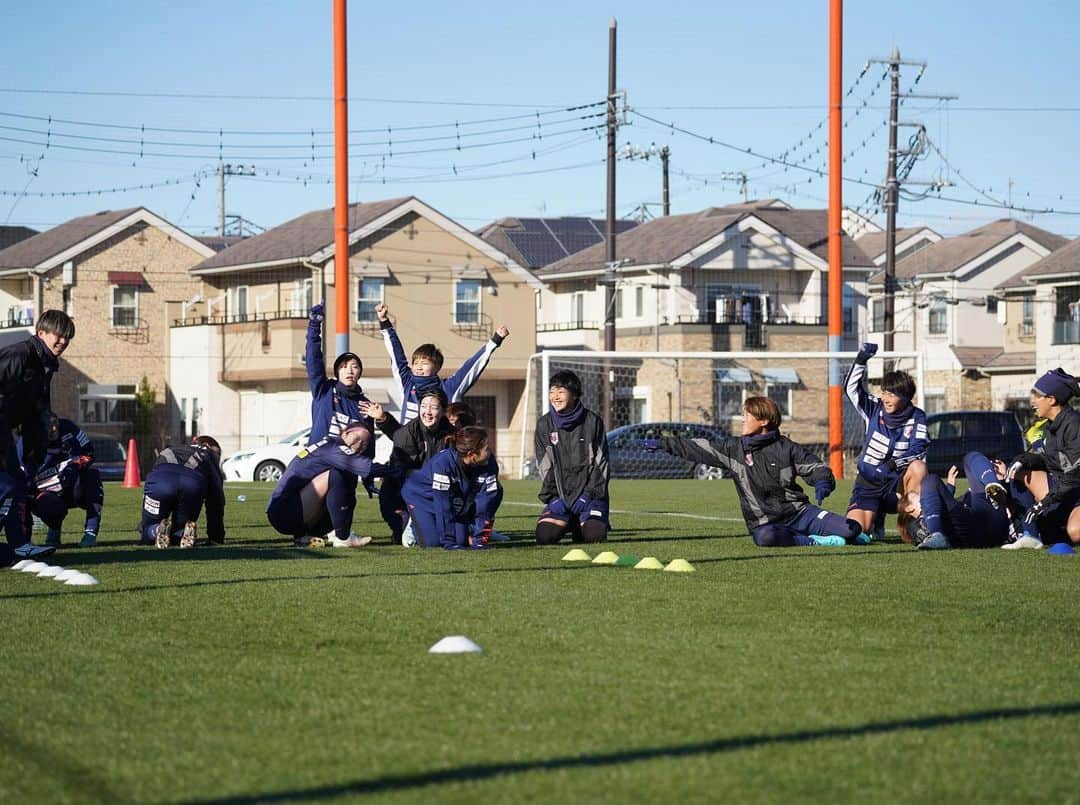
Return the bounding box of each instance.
[518,349,922,480]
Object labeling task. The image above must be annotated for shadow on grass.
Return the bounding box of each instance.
[40,545,316,567]
[184,701,1080,803]
[691,546,914,564]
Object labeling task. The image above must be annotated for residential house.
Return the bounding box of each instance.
[0,225,37,252]
[477,216,638,274]
[866,219,1067,414]
[0,208,215,457]
[854,226,942,266]
[173,196,540,474]
[528,200,877,444]
[994,236,1080,424]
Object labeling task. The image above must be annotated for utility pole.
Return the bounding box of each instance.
[660,146,670,216]
[602,17,618,430]
[883,46,901,359]
[217,163,255,236]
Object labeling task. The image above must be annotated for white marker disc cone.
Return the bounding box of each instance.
[36,565,64,578]
[429,635,482,654]
[64,573,99,586]
[55,568,82,582]
[20,561,47,573]
[11,559,32,570]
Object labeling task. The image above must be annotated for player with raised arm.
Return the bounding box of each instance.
[844,342,929,541]
[376,302,509,423]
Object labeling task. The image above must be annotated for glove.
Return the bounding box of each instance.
[1024,498,1055,525]
[883,458,898,472]
[640,438,661,452]
[59,464,77,488]
[309,302,325,323]
[1005,454,1034,481]
[813,479,835,505]
[855,342,878,365]
[570,495,591,516]
[545,498,568,518]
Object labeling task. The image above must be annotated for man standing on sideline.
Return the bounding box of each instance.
[0,309,75,558]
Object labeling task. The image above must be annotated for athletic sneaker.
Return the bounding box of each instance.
[918,532,952,550]
[154,515,173,550]
[1001,535,1044,550]
[908,517,933,548]
[808,535,847,547]
[872,523,886,542]
[329,533,373,548]
[12,542,55,559]
[293,535,326,548]
[401,520,417,548]
[79,530,97,548]
[45,528,62,547]
[179,521,197,549]
[851,532,873,545]
[985,481,1008,510]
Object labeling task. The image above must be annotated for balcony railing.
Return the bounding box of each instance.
[537,320,600,333]
[172,310,308,327]
[1053,318,1080,345]
[0,307,34,330]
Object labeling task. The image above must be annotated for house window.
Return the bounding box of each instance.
[571,292,585,328]
[111,286,138,328]
[871,299,884,333]
[228,286,249,321]
[923,392,946,415]
[715,383,745,419]
[290,278,313,316]
[766,383,793,417]
[454,279,481,325]
[1021,297,1034,337]
[986,296,998,315]
[842,305,854,335]
[356,278,385,323]
[928,298,947,335]
[79,383,137,425]
[615,287,624,319]
[63,287,73,317]
[635,286,645,318]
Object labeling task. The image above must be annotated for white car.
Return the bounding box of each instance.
[221,427,393,482]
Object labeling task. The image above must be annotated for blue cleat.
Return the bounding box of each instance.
[809,535,847,547]
[851,532,873,545]
[918,532,952,550]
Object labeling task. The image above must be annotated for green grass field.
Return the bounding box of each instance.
[3,479,1079,803]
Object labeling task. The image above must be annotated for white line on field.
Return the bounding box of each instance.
[501,500,744,523]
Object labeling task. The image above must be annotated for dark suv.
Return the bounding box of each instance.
[607,422,730,479]
[924,411,1025,476]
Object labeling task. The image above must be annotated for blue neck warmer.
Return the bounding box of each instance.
[740,430,779,452]
[550,399,587,430]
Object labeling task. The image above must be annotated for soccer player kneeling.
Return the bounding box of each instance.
[140,436,225,549]
[644,397,866,547]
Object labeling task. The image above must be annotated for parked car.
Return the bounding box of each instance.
[85,433,127,481]
[607,422,730,479]
[924,410,1025,476]
[221,427,393,482]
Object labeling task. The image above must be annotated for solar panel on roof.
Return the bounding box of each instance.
[506,231,568,267]
[546,218,601,241]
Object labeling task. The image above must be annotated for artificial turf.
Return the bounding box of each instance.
[3,479,1078,803]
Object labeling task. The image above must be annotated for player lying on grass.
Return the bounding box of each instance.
[140,436,225,549]
[1003,367,1080,547]
[534,370,610,545]
[267,424,381,549]
[643,396,866,547]
[26,416,103,548]
[376,301,509,423]
[896,451,1020,550]
[380,387,454,545]
[401,426,501,549]
[845,342,929,540]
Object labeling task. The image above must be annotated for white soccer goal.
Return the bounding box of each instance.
[518,349,922,480]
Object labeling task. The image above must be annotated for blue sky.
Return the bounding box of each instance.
[3,1,1079,238]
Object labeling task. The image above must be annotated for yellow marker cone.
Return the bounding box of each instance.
[561,548,592,562]
[591,551,619,565]
[664,559,696,573]
[634,556,664,570]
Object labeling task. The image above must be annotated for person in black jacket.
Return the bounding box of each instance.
[380,387,453,543]
[1005,367,1080,546]
[645,396,866,547]
[534,370,610,544]
[140,436,226,549]
[0,309,75,558]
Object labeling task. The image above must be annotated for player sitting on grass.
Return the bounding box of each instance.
[446,401,508,543]
[267,424,379,549]
[1003,368,1080,548]
[534,370,610,545]
[381,387,454,545]
[140,436,225,549]
[845,342,929,541]
[401,426,501,549]
[27,416,103,548]
[644,396,865,547]
[376,302,509,423]
[896,451,1019,550]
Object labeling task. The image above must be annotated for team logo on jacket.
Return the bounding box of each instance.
[904,424,913,438]
[550,432,559,445]
[744,452,754,466]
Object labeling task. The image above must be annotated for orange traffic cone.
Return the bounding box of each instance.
[122,438,142,488]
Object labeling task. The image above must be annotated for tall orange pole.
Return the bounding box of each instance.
[827,0,844,478]
[332,0,350,357]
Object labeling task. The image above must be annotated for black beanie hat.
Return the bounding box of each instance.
[333,352,363,377]
[1034,367,1080,405]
